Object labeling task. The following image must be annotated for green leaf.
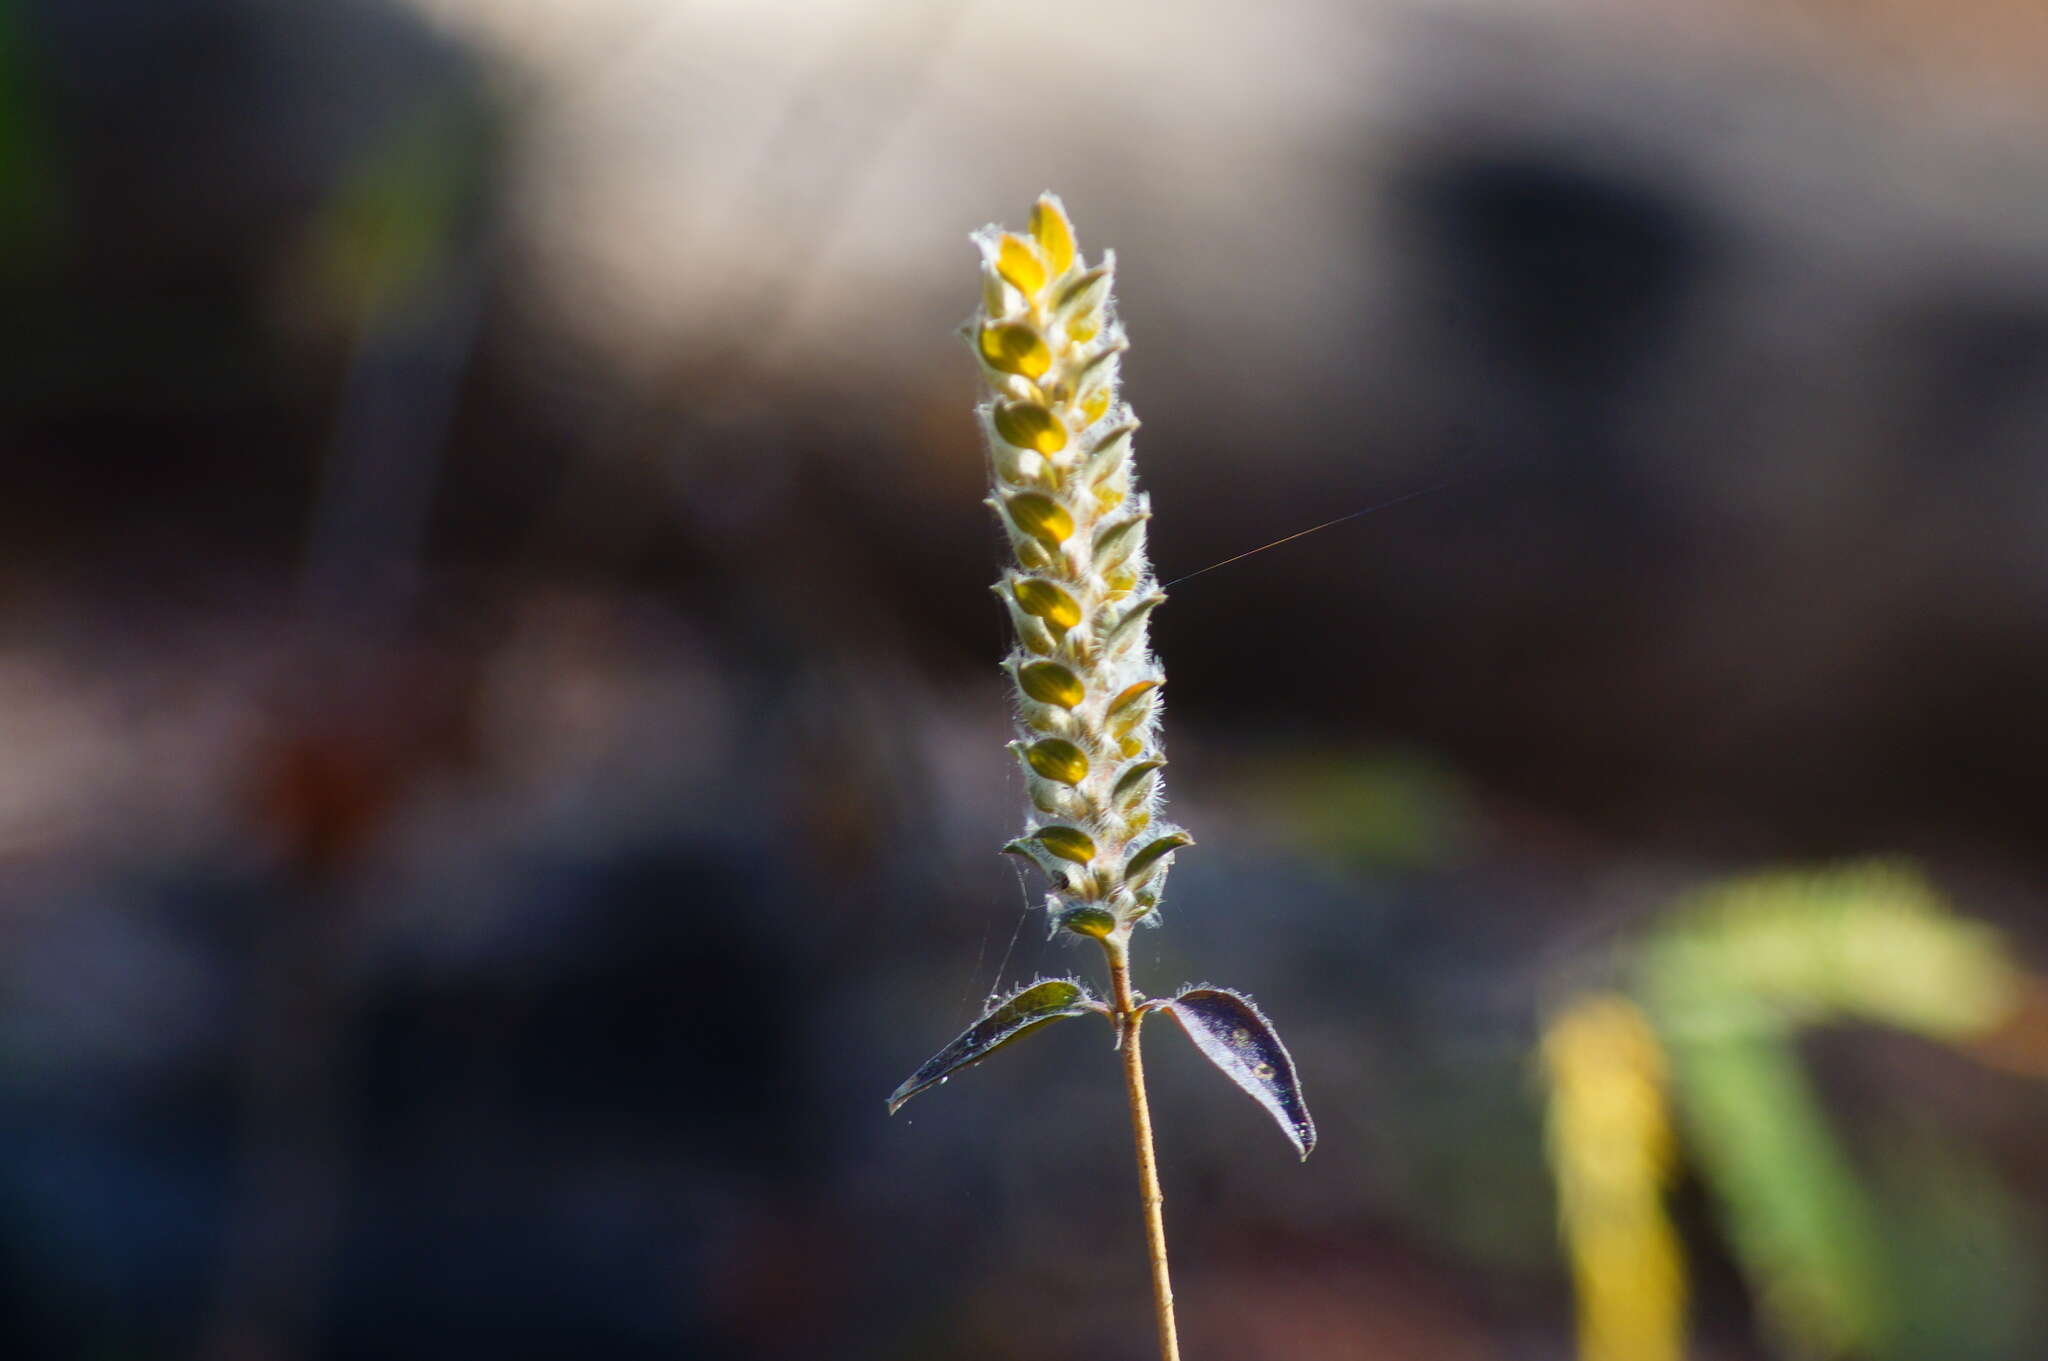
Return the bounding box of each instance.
[1106,678,1161,722]
[1107,679,1161,738]
[887,979,1105,1114]
[1153,987,1315,1158]
[1099,593,1162,657]
[1053,264,1109,321]
[999,837,1067,885]
[1074,339,1125,388]
[1122,831,1191,885]
[1663,1019,1891,1357]
[1057,905,1117,938]
[1091,512,1149,574]
[1085,421,1138,485]
[1112,759,1165,808]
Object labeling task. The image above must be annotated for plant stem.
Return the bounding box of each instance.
[1104,932,1181,1361]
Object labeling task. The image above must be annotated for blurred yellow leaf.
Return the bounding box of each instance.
[1543,994,1686,1361]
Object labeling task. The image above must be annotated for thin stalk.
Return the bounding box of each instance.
[1104,932,1180,1361]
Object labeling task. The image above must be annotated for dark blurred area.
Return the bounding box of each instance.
[4,0,2048,1357]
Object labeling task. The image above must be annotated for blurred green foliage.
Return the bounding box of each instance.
[1643,863,2019,1041]
[305,97,490,331]
[1665,1017,1892,1357]
[1543,862,2041,1360]
[1249,747,1472,872]
[0,0,60,272]
[1875,1129,2039,1361]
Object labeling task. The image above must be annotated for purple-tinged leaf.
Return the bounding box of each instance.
[1154,987,1315,1158]
[887,979,1106,1115]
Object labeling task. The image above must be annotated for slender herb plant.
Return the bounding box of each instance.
[888,195,1315,1361]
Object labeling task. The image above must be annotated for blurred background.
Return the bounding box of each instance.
[5,0,2048,1356]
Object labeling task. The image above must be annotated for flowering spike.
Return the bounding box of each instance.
[969,198,1182,937]
[892,200,1307,1361]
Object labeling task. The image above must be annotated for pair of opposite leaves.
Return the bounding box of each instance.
[888,977,1315,1160]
